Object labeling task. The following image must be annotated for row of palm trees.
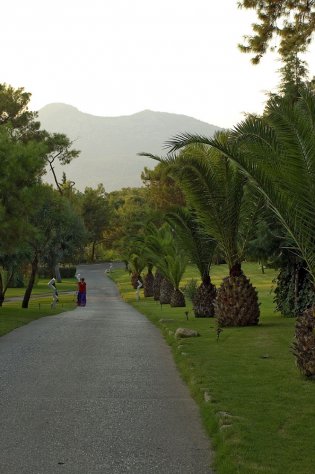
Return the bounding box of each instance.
[138,141,262,328]
[127,86,315,376]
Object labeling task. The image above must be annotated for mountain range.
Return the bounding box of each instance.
[38,104,222,191]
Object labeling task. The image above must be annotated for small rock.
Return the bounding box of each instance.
[217,411,233,418]
[219,424,232,431]
[175,327,200,338]
[204,391,211,402]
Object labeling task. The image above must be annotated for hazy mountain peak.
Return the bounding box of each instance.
[40,103,80,114]
[39,103,221,192]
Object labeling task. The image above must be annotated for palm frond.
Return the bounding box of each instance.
[199,86,315,280]
[166,207,216,279]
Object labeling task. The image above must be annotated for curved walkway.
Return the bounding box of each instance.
[0,263,212,473]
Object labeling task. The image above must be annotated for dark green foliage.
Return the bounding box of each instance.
[37,267,53,278]
[79,184,110,261]
[7,272,25,288]
[182,278,199,301]
[60,267,77,279]
[274,260,315,317]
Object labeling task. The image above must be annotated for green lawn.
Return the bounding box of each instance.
[5,278,77,297]
[111,263,315,474]
[0,278,77,337]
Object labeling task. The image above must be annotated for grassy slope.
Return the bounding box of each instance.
[0,279,77,337]
[111,263,315,474]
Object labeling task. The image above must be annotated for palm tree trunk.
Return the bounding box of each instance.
[159,278,173,304]
[144,269,154,297]
[170,288,186,307]
[193,274,217,318]
[294,306,315,377]
[153,270,163,300]
[215,263,260,327]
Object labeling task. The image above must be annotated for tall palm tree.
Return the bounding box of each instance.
[166,207,217,317]
[140,141,262,326]
[166,87,315,375]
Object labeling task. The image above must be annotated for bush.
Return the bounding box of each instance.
[38,266,77,279]
[274,261,315,317]
[60,267,77,278]
[7,272,25,288]
[182,278,199,302]
[37,267,52,278]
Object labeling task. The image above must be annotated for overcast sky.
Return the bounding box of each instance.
[3,0,315,128]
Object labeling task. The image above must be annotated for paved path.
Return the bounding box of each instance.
[0,263,212,473]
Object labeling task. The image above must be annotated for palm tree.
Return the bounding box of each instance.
[166,87,315,375]
[140,223,188,307]
[166,207,217,317]
[143,262,155,297]
[140,141,262,326]
[128,253,145,289]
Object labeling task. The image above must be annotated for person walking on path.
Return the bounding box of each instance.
[77,277,87,306]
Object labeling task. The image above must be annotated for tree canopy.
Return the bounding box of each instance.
[238,0,315,63]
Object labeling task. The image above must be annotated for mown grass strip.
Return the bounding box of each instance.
[0,279,77,337]
[110,262,315,474]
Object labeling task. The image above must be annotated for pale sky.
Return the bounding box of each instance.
[2,0,315,128]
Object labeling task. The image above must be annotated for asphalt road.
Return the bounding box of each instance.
[0,263,212,473]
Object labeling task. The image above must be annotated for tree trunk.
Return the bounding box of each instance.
[91,241,96,262]
[0,269,14,307]
[55,264,62,283]
[0,272,4,307]
[22,256,38,308]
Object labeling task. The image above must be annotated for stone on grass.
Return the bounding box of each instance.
[175,327,200,338]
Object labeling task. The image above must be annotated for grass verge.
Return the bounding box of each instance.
[0,279,77,337]
[110,262,315,474]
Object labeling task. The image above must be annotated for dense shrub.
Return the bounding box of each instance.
[59,266,77,278]
[7,272,25,288]
[38,266,77,279]
[182,278,199,301]
[274,261,315,317]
